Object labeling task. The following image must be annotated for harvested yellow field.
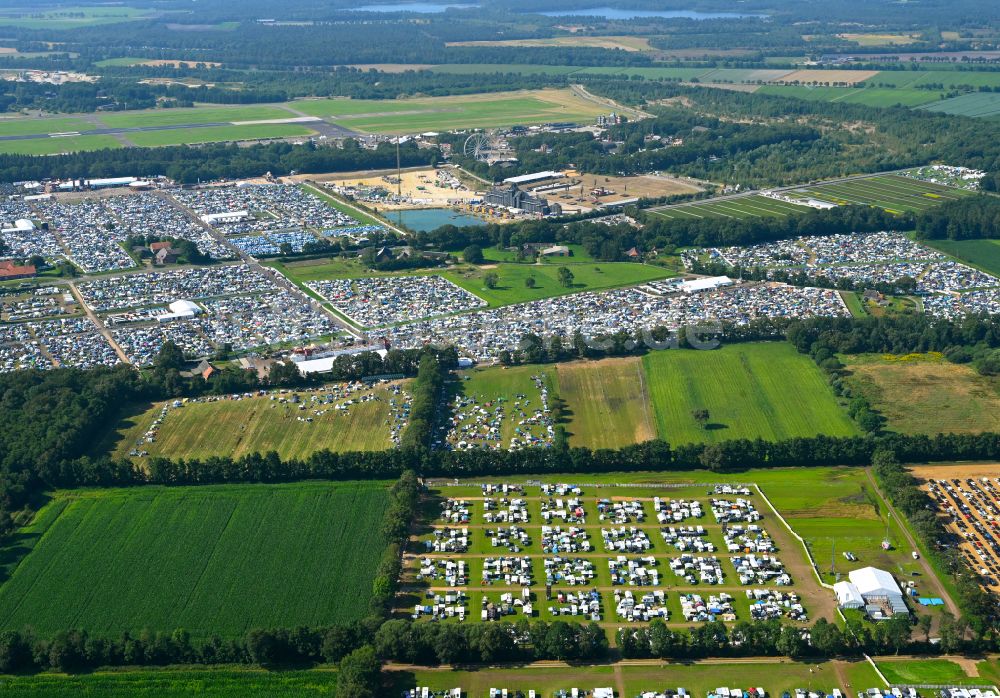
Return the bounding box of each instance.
[838,33,921,46]
[446,35,653,51]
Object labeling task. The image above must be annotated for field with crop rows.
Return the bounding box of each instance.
[650,194,811,220]
[783,174,976,213]
[0,482,390,637]
[918,92,1000,119]
[555,357,657,449]
[642,343,858,444]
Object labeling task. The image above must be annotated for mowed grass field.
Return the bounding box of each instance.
[845,353,1000,435]
[106,385,400,461]
[0,135,122,156]
[642,343,858,444]
[0,117,92,137]
[924,237,1000,276]
[0,482,390,637]
[554,357,657,449]
[0,668,339,697]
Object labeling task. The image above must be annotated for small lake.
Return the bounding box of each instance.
[393,208,487,232]
[534,7,761,19]
[353,2,477,12]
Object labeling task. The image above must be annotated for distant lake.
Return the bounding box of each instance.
[393,208,487,232]
[353,2,477,12]
[534,7,761,19]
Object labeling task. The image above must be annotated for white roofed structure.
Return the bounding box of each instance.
[680,276,734,294]
[834,581,865,609]
[846,566,908,617]
[503,171,565,185]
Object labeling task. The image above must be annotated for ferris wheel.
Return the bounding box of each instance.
[463,132,495,162]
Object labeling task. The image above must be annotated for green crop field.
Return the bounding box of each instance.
[126,123,314,147]
[555,357,657,449]
[642,343,858,445]
[0,135,122,156]
[0,482,390,638]
[0,668,339,697]
[97,105,296,129]
[0,117,92,137]
[757,85,941,108]
[924,237,1000,276]
[918,92,1000,118]
[443,262,673,307]
[845,353,1000,435]
[652,194,811,220]
[293,89,607,133]
[104,383,402,461]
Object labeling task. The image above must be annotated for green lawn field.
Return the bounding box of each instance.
[642,343,858,445]
[97,105,296,129]
[0,668,339,697]
[105,384,401,461]
[391,658,884,697]
[925,237,1000,276]
[0,482,390,638]
[876,658,1000,686]
[555,357,657,449]
[125,123,314,147]
[845,353,1000,435]
[442,262,673,307]
[0,135,122,156]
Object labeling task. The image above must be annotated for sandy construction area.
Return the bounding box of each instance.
[776,70,879,85]
[326,167,474,209]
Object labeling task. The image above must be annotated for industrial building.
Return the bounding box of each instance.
[680,276,734,294]
[484,183,561,216]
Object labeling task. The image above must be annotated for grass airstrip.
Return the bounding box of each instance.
[0,482,390,637]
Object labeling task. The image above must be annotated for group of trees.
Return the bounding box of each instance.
[371,618,608,665]
[619,616,916,659]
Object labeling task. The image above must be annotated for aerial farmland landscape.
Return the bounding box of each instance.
[1,0,1000,696]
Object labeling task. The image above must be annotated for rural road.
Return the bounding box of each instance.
[864,468,962,618]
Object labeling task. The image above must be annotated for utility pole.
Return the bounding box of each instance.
[395,138,402,198]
